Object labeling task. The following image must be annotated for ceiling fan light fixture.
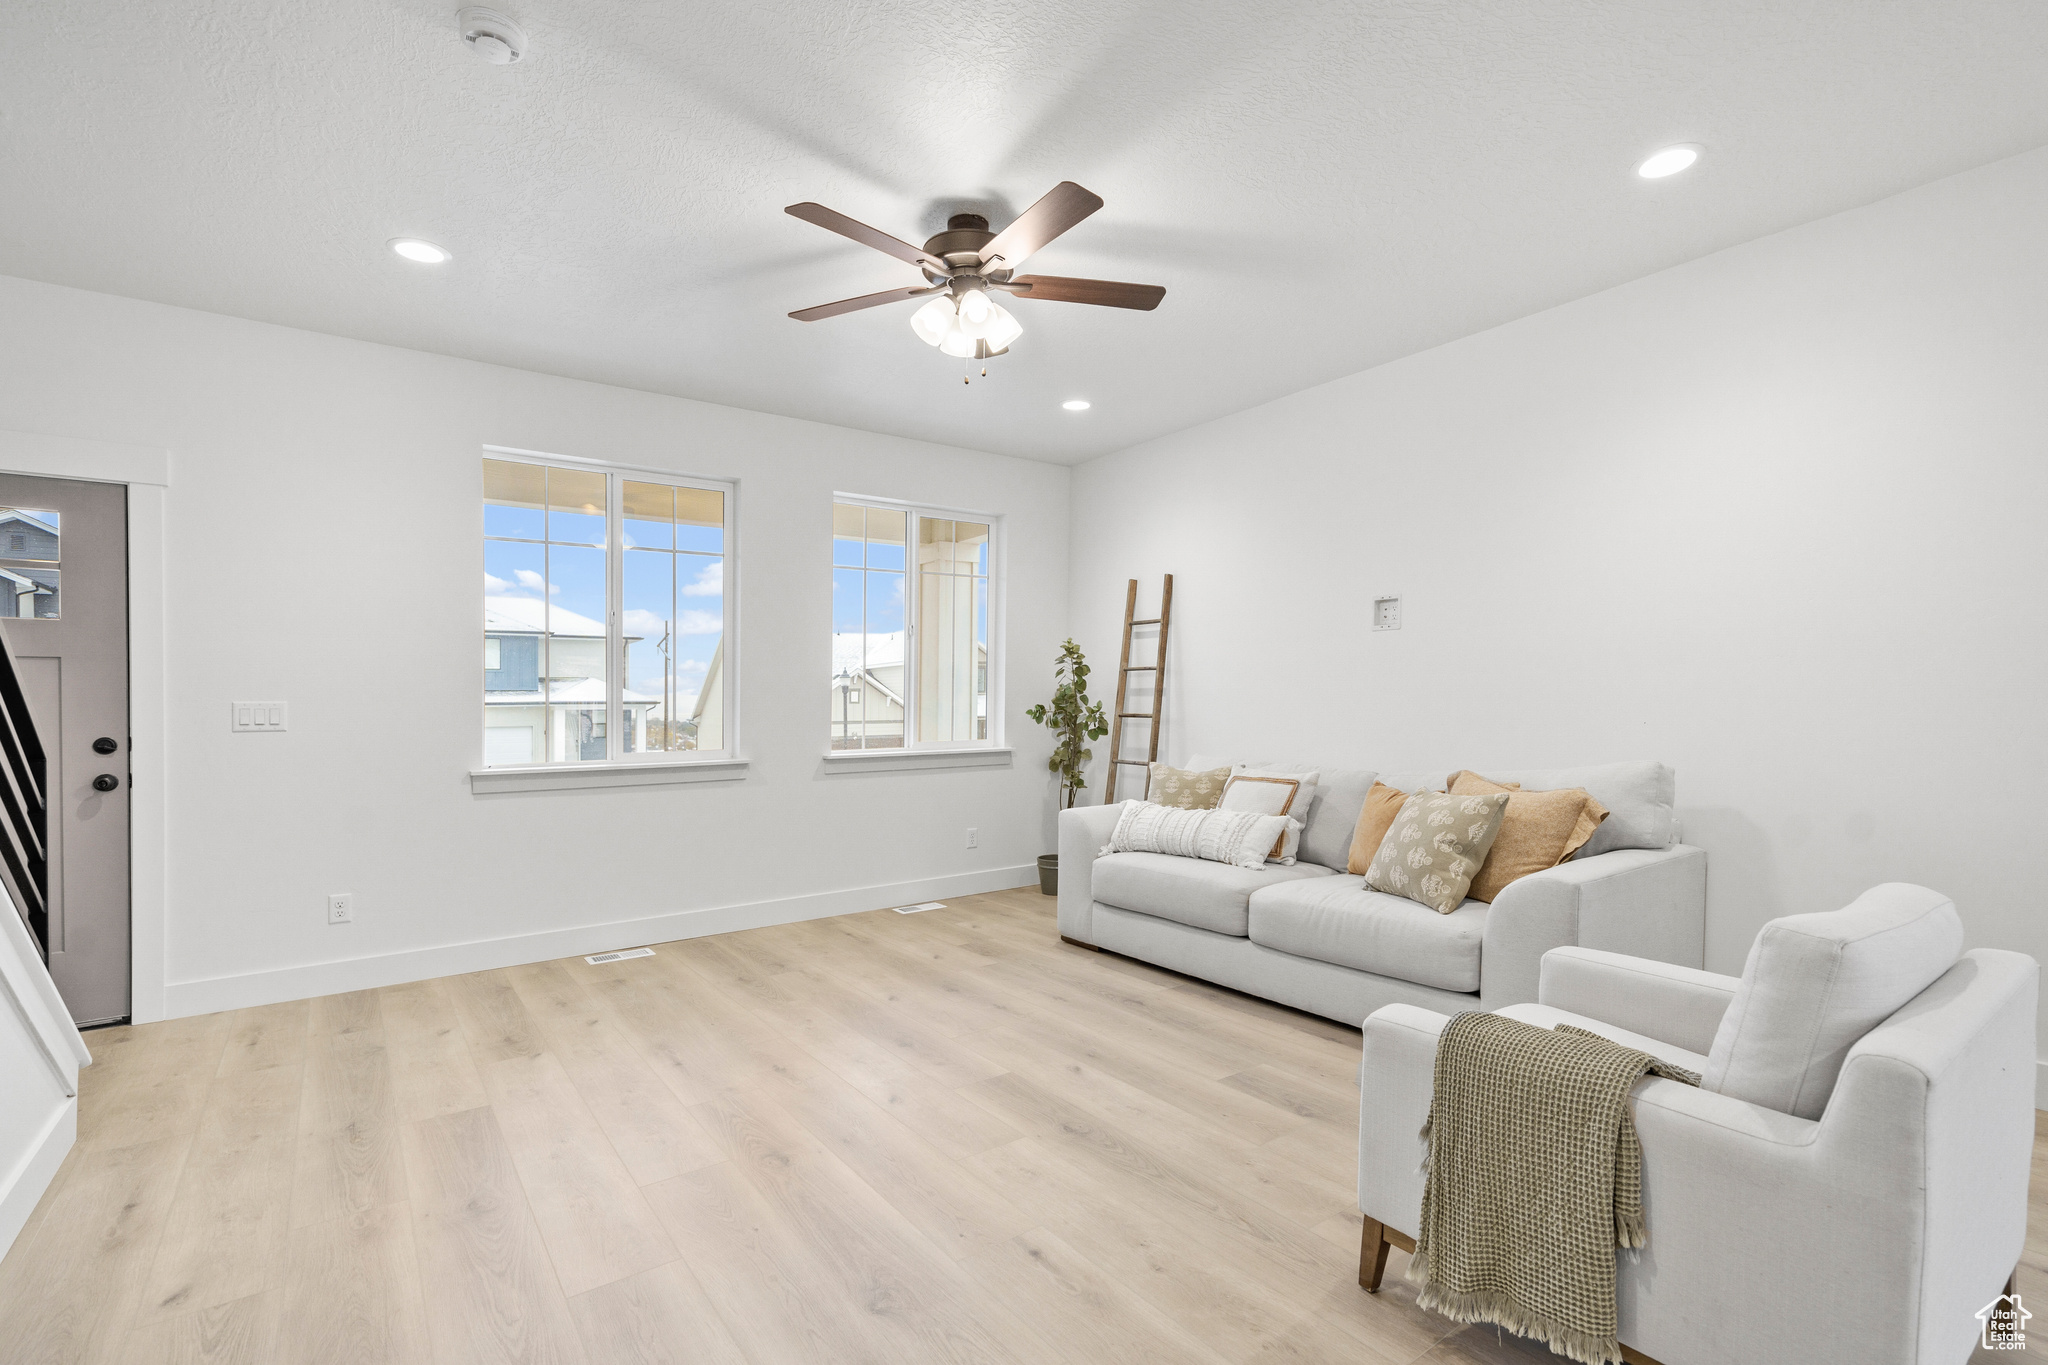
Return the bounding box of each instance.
[982,303,1022,351]
[938,321,979,358]
[909,294,956,346]
[958,288,995,327]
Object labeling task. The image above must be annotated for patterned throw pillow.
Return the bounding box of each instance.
[1103,801,1293,870]
[1148,762,1230,810]
[1363,792,1511,914]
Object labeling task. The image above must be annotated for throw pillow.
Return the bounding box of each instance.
[1102,801,1293,871]
[1148,762,1230,810]
[1448,772,1610,902]
[1219,773,1311,863]
[1445,770,1519,791]
[1226,765,1321,863]
[1346,781,1411,874]
[1363,792,1511,913]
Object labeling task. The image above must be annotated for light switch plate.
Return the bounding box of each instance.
[232,701,289,732]
[1372,596,1401,631]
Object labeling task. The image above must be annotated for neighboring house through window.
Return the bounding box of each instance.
[483,453,733,766]
[832,499,994,750]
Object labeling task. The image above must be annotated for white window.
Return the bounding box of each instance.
[832,499,995,751]
[483,452,733,766]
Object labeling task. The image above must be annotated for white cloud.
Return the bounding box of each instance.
[484,572,511,593]
[513,568,557,596]
[677,609,722,636]
[622,608,668,635]
[682,560,723,597]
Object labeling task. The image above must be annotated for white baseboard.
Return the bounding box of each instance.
[161,864,1038,1019]
[0,1098,75,1261]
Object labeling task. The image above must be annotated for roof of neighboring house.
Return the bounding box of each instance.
[484,676,660,705]
[833,630,905,677]
[0,509,58,537]
[485,595,605,637]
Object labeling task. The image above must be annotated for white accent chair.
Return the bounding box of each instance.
[1356,884,2038,1365]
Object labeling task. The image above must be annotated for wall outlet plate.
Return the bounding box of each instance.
[234,701,289,732]
[1372,596,1401,631]
[326,893,353,924]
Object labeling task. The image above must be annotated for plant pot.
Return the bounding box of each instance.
[1036,853,1059,897]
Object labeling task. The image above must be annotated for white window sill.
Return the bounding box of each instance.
[469,757,749,793]
[821,747,1013,774]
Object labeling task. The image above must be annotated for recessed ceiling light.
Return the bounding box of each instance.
[1062,399,1091,411]
[389,238,451,264]
[1636,144,1702,180]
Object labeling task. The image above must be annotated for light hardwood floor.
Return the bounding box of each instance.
[1,887,2039,1365]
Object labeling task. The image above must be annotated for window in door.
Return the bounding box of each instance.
[832,499,995,750]
[484,455,732,766]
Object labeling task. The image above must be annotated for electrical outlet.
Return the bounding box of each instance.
[233,701,289,732]
[1372,596,1401,631]
[966,827,979,849]
[327,893,354,924]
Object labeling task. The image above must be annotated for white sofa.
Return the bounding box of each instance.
[1357,884,2039,1365]
[1057,759,1707,1025]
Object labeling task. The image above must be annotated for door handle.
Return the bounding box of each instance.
[93,737,119,755]
[92,774,120,793]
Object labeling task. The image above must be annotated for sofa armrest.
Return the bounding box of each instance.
[1538,947,1739,1057]
[1056,802,1128,943]
[1480,843,1707,1011]
[1357,1004,1449,1232]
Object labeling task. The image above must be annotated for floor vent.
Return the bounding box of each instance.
[894,901,946,914]
[586,947,655,964]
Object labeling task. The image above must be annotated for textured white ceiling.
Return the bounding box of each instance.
[4,1,2046,463]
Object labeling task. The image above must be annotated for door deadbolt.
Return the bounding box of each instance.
[92,774,120,793]
[92,737,118,755]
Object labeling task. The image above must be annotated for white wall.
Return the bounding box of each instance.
[0,276,1068,1018]
[1072,147,2048,1048]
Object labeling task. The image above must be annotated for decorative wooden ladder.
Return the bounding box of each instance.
[1103,575,1173,803]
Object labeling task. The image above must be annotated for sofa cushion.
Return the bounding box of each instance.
[1092,852,1338,937]
[1476,761,1674,858]
[1494,1003,1711,1076]
[1296,766,1377,870]
[1703,883,1963,1120]
[1247,875,1488,992]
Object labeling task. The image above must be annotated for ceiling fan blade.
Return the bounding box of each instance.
[789,285,943,322]
[785,202,950,275]
[977,182,1104,270]
[1005,275,1165,310]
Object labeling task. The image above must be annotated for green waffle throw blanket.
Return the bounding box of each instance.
[1407,1012,1700,1365]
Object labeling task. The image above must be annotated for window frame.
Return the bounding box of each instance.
[831,493,1001,754]
[482,446,738,770]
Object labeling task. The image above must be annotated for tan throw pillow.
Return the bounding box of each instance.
[1449,771,1610,902]
[1363,792,1510,914]
[1446,770,1519,792]
[1347,781,1411,874]
[1149,762,1230,810]
[1219,774,1308,861]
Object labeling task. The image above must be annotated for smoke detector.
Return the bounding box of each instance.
[458,7,526,64]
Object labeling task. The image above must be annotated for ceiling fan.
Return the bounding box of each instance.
[784,182,1165,361]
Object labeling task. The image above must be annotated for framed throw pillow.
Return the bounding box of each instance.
[1346,781,1411,874]
[1363,791,1510,913]
[1220,768,1318,863]
[1103,801,1292,870]
[1448,771,1610,902]
[1148,762,1230,810]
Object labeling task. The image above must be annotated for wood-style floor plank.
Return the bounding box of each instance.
[401,1105,589,1365]
[136,1066,302,1325]
[479,1051,680,1296]
[11,886,2047,1365]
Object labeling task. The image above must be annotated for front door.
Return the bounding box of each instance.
[0,474,129,1025]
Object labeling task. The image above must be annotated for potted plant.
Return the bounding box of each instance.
[1024,639,1110,895]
